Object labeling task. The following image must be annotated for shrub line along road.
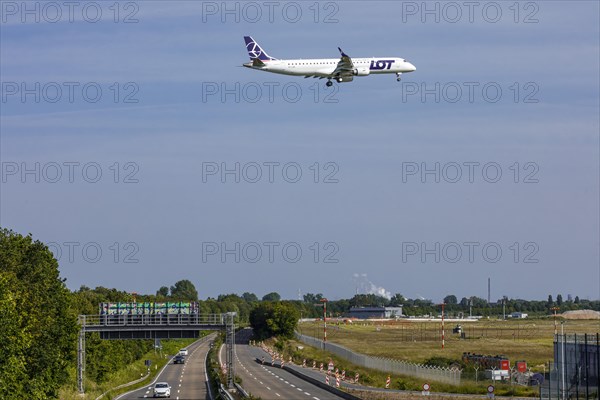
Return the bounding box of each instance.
[116,334,215,400]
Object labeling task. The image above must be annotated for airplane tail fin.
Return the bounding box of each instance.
[244,36,276,61]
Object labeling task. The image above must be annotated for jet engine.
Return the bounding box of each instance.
[352,67,370,76]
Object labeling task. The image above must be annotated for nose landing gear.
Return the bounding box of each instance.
[396,72,402,82]
[326,79,333,87]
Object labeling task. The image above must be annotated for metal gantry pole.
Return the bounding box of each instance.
[225,312,236,389]
[77,315,86,394]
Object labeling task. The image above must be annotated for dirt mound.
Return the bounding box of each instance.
[561,310,600,320]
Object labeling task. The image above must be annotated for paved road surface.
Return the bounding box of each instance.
[118,334,214,400]
[235,329,348,400]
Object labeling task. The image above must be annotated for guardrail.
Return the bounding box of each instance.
[234,382,249,398]
[296,332,462,385]
[218,384,235,400]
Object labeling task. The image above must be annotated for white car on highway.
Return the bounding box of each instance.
[153,382,171,398]
[178,348,188,356]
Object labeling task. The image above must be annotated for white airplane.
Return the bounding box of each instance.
[242,36,416,87]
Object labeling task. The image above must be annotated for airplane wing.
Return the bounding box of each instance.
[331,47,355,77]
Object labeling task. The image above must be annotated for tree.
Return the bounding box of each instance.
[262,292,281,302]
[0,229,78,399]
[156,286,169,297]
[389,293,406,306]
[303,293,323,304]
[350,294,388,307]
[547,295,553,306]
[574,296,580,304]
[169,280,198,300]
[250,302,299,339]
[242,292,259,302]
[444,295,458,305]
[556,294,563,306]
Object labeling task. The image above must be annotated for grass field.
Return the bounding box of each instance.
[285,318,598,397]
[298,318,599,369]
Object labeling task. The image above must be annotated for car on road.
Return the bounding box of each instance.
[153,382,171,398]
[173,354,185,364]
[179,348,188,356]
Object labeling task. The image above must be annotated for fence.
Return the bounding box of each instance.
[295,332,461,385]
[539,333,600,399]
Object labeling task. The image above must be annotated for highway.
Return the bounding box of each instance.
[117,334,214,400]
[234,329,348,400]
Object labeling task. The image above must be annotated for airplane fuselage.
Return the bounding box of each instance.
[242,36,416,85]
[244,57,415,78]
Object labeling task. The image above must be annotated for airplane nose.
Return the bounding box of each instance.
[407,62,416,72]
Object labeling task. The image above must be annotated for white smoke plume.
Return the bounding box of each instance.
[352,273,392,300]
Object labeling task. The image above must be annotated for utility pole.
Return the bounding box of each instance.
[469,298,472,318]
[551,307,560,336]
[440,303,446,349]
[320,298,328,342]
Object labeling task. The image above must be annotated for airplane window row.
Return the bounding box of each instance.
[287,61,370,66]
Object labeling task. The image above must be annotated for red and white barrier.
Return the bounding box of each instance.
[386,375,391,389]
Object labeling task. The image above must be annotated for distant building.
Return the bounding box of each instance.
[511,312,528,319]
[348,306,403,319]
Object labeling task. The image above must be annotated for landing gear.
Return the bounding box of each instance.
[396,72,402,82]
[326,80,333,87]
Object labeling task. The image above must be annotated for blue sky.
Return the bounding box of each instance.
[1,1,599,301]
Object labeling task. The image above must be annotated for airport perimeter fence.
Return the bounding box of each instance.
[295,332,462,385]
[539,333,600,399]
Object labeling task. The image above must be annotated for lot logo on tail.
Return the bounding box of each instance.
[244,36,275,61]
[247,41,263,59]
